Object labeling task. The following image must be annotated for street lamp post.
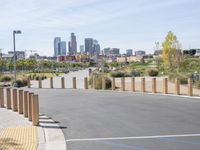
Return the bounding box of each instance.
[13,30,22,83]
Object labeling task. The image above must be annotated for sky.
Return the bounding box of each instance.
[0,0,200,56]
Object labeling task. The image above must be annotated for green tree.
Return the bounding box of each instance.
[16,59,25,71]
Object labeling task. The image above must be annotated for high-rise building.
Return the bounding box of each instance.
[126,49,133,56]
[85,38,101,55]
[85,38,93,55]
[68,33,77,55]
[58,41,66,55]
[54,37,61,56]
[79,45,85,54]
[93,40,101,55]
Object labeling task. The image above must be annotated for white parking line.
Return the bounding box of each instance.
[66,133,200,142]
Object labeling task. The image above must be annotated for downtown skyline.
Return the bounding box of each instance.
[0,0,200,56]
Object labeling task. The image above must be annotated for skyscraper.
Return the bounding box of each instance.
[58,41,66,55]
[54,37,61,56]
[79,45,85,54]
[85,38,101,55]
[68,33,77,55]
[85,38,93,55]
[93,40,100,55]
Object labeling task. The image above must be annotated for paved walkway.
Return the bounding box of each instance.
[0,105,66,150]
[30,68,92,89]
[0,108,37,150]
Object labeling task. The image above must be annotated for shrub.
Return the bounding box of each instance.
[0,76,12,82]
[195,80,200,89]
[147,68,159,77]
[169,73,188,84]
[13,79,28,87]
[110,71,126,77]
[35,75,47,80]
[130,70,141,77]
[89,74,112,89]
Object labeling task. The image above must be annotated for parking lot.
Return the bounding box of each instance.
[28,88,200,150]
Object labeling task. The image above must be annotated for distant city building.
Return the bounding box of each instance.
[8,51,25,60]
[68,33,77,55]
[103,48,111,56]
[195,49,200,56]
[57,55,76,62]
[58,41,66,55]
[126,49,133,56]
[1,54,14,61]
[79,45,85,54]
[93,40,101,55]
[85,38,101,55]
[85,38,93,55]
[154,50,162,56]
[76,54,90,62]
[135,50,146,56]
[54,37,61,57]
[110,48,120,56]
[117,56,143,63]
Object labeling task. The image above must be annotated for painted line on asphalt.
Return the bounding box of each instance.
[66,133,200,142]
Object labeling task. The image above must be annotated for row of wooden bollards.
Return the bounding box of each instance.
[0,88,39,126]
[94,77,194,97]
[28,77,194,97]
[28,77,81,89]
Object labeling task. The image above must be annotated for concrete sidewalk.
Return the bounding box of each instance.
[0,108,37,150]
[0,108,66,150]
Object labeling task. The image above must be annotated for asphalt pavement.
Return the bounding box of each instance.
[27,88,200,150]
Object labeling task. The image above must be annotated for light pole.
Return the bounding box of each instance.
[13,30,22,83]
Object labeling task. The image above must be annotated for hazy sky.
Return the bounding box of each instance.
[0,0,200,56]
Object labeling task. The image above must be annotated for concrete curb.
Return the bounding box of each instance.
[69,88,200,100]
[37,114,66,150]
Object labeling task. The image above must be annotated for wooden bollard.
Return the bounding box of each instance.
[93,76,96,89]
[32,95,39,126]
[50,77,53,88]
[61,77,65,89]
[6,88,11,109]
[28,93,34,121]
[84,77,88,89]
[102,77,106,90]
[141,78,145,92]
[163,78,168,94]
[131,78,135,92]
[39,78,42,88]
[27,78,31,88]
[18,90,23,114]
[175,78,180,95]
[188,78,193,96]
[12,89,18,112]
[121,77,125,91]
[0,88,4,108]
[112,78,115,91]
[23,91,28,117]
[152,78,156,93]
[72,77,76,89]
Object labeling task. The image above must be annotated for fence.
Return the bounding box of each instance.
[0,88,39,126]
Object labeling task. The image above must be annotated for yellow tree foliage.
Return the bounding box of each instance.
[162,31,179,70]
